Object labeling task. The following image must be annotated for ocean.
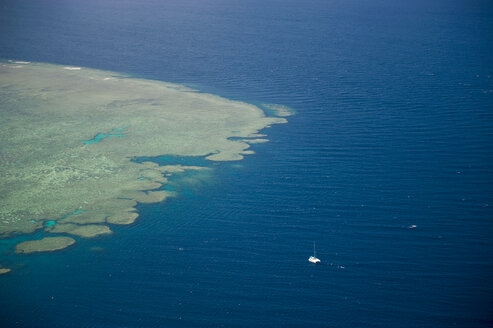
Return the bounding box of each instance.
[1,0,492,327]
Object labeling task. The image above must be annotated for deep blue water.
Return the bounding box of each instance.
[1,0,493,327]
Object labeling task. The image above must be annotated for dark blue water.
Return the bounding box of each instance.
[1,0,493,327]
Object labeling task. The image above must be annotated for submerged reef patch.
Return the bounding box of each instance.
[261,103,295,117]
[15,237,76,254]
[0,60,288,259]
[106,211,139,225]
[47,223,112,238]
[0,267,11,275]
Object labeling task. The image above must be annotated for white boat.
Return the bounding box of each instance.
[308,242,320,263]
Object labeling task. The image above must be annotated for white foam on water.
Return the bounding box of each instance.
[8,60,31,64]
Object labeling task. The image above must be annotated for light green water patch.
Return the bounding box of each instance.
[162,167,214,197]
[82,127,128,145]
[164,184,177,192]
[261,103,296,117]
[57,209,86,221]
[42,209,87,228]
[70,209,85,216]
[0,60,288,260]
[44,221,56,227]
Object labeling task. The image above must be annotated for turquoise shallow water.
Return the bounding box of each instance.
[81,127,128,145]
[1,0,493,327]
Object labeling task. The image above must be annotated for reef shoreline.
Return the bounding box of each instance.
[0,60,289,260]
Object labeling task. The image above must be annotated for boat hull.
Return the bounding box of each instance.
[308,256,320,264]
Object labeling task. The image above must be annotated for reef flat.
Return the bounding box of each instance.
[0,267,11,274]
[0,61,287,255]
[47,223,112,238]
[15,237,76,254]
